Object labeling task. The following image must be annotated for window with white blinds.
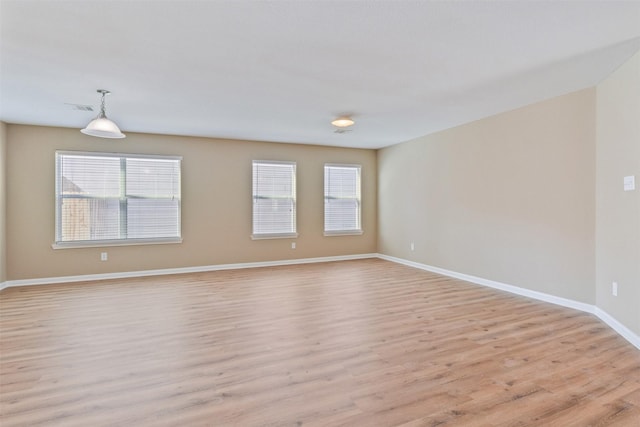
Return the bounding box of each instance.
[252,160,297,239]
[54,151,182,247]
[324,164,362,235]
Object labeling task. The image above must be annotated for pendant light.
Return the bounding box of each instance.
[81,89,126,139]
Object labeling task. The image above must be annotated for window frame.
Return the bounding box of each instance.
[53,150,182,249]
[324,163,363,236]
[251,160,298,240]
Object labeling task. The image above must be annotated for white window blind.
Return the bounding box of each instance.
[324,164,362,235]
[252,161,297,239]
[55,151,181,247]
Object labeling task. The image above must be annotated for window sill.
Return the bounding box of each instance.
[324,230,364,237]
[251,233,299,240]
[52,237,183,250]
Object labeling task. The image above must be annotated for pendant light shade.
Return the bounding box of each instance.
[81,90,125,139]
[81,116,125,138]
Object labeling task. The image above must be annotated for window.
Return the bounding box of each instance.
[252,160,297,239]
[324,164,362,235]
[55,151,181,247]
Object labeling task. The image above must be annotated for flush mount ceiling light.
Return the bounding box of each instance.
[331,117,355,128]
[81,89,125,139]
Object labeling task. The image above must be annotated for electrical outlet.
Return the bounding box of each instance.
[612,282,618,297]
[101,252,108,261]
[291,242,296,249]
[410,242,415,251]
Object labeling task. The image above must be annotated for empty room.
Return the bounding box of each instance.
[1,1,639,425]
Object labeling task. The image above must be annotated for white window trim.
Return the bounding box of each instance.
[324,163,362,236]
[54,150,182,249]
[52,237,183,250]
[323,230,364,237]
[251,232,299,240]
[251,160,297,240]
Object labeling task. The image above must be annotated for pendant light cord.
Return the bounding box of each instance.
[97,89,109,119]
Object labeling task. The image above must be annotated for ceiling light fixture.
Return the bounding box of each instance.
[331,117,355,128]
[81,89,126,139]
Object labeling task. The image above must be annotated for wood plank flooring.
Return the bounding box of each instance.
[1,258,639,426]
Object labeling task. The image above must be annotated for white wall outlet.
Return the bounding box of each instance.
[291,242,296,249]
[101,252,108,261]
[623,175,635,191]
[410,242,415,251]
[612,282,618,297]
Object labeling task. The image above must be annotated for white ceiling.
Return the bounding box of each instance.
[1,1,639,149]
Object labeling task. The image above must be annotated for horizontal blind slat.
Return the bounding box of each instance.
[56,152,181,244]
[324,165,361,232]
[252,161,296,235]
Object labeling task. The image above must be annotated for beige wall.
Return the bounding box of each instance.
[378,89,596,303]
[5,125,377,280]
[4,55,638,337]
[0,122,6,283]
[596,51,640,335]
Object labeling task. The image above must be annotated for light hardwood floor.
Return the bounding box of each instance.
[1,259,639,426]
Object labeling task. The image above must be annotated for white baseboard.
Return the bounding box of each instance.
[2,253,378,288]
[377,254,595,313]
[3,252,637,351]
[378,254,640,351]
[594,307,640,350]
